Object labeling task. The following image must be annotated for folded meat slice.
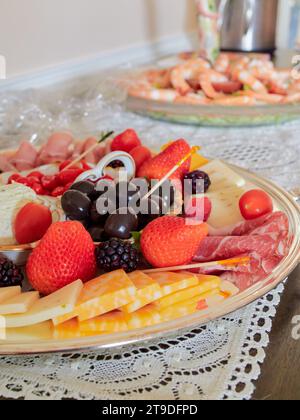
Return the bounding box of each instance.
[10,141,38,171]
[194,235,279,262]
[37,132,74,164]
[194,211,290,291]
[0,155,16,172]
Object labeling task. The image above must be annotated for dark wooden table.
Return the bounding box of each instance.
[253,265,300,400]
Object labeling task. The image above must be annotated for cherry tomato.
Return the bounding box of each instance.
[51,186,66,197]
[184,196,212,222]
[129,145,152,170]
[239,189,273,220]
[212,81,242,94]
[14,203,52,244]
[8,174,22,184]
[58,168,84,186]
[41,175,59,191]
[31,183,46,195]
[111,129,142,153]
[27,171,43,180]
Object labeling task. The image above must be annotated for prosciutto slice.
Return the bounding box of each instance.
[194,211,290,291]
[10,141,38,171]
[0,155,16,172]
[37,132,74,164]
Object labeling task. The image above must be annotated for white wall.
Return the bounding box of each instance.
[0,0,197,78]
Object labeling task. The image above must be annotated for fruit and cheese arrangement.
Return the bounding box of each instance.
[0,128,291,341]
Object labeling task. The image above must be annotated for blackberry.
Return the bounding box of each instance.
[184,170,211,194]
[95,239,140,273]
[0,257,23,288]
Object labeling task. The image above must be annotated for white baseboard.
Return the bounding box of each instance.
[0,32,197,92]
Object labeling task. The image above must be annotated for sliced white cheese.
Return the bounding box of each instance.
[0,184,37,245]
[3,280,83,328]
[0,286,21,303]
[201,160,246,192]
[0,291,39,315]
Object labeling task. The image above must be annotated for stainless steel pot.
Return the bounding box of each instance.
[220,0,279,52]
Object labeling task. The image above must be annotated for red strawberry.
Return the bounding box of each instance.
[137,139,191,181]
[111,129,142,153]
[27,221,96,295]
[141,216,208,268]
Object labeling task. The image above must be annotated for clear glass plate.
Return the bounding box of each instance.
[0,165,299,355]
[127,96,300,127]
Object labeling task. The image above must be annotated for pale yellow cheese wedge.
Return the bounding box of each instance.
[7,321,53,341]
[125,304,161,330]
[53,270,137,325]
[154,274,221,310]
[0,291,39,315]
[159,289,219,322]
[120,271,162,313]
[4,280,83,328]
[0,286,21,303]
[80,310,128,333]
[147,272,198,297]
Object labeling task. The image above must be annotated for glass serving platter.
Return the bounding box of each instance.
[0,165,299,355]
[127,95,300,127]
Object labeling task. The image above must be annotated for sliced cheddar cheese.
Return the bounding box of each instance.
[4,280,83,328]
[160,289,219,322]
[125,304,161,330]
[80,310,128,333]
[0,291,39,315]
[53,319,99,340]
[0,286,21,303]
[154,274,221,310]
[147,272,198,297]
[120,271,162,313]
[53,270,137,325]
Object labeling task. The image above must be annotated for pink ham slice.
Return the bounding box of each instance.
[37,132,74,165]
[0,155,16,172]
[10,141,38,171]
[194,211,290,291]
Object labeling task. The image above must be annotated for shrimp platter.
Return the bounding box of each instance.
[128,53,299,107]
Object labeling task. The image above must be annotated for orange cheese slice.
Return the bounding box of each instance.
[0,286,21,304]
[125,304,161,330]
[79,311,128,333]
[159,289,219,322]
[53,270,137,325]
[120,271,162,313]
[147,272,198,297]
[154,274,221,310]
[53,319,96,340]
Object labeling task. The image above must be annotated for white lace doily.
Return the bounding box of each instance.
[0,78,299,400]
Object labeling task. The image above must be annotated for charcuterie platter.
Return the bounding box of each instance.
[0,129,299,355]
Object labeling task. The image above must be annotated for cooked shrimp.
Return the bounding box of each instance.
[213,96,257,106]
[199,70,228,99]
[215,53,230,73]
[129,87,179,102]
[240,91,284,104]
[283,92,300,104]
[170,58,211,95]
[175,93,212,105]
[233,69,268,94]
